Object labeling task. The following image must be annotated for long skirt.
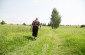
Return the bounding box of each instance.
[32,26,38,37]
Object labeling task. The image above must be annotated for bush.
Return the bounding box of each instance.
[0,20,6,25]
[22,23,26,26]
[80,25,85,28]
[48,23,51,26]
[41,23,46,26]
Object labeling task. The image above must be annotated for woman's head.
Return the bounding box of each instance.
[36,18,38,20]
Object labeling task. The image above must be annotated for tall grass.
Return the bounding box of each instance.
[0,24,85,55]
[0,24,31,55]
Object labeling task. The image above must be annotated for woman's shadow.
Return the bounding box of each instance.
[24,35,33,41]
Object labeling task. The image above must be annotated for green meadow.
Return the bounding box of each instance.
[0,24,85,55]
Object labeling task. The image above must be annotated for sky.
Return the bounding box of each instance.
[0,0,85,25]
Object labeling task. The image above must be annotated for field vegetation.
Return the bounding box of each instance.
[0,24,85,55]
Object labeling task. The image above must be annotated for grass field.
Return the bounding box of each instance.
[0,24,85,55]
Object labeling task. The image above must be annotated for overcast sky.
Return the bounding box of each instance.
[0,0,85,25]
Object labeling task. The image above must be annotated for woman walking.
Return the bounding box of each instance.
[32,18,41,40]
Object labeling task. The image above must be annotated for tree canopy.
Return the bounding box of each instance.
[50,8,61,29]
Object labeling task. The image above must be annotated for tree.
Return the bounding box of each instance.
[41,23,46,26]
[0,20,6,25]
[22,22,26,26]
[48,23,51,26]
[80,25,85,28]
[50,8,61,29]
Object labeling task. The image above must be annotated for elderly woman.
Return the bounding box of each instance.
[32,18,41,40]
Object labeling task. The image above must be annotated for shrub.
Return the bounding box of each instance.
[80,25,85,28]
[22,22,26,26]
[0,20,6,25]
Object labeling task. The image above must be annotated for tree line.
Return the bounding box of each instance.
[1,8,85,28]
[0,8,62,29]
